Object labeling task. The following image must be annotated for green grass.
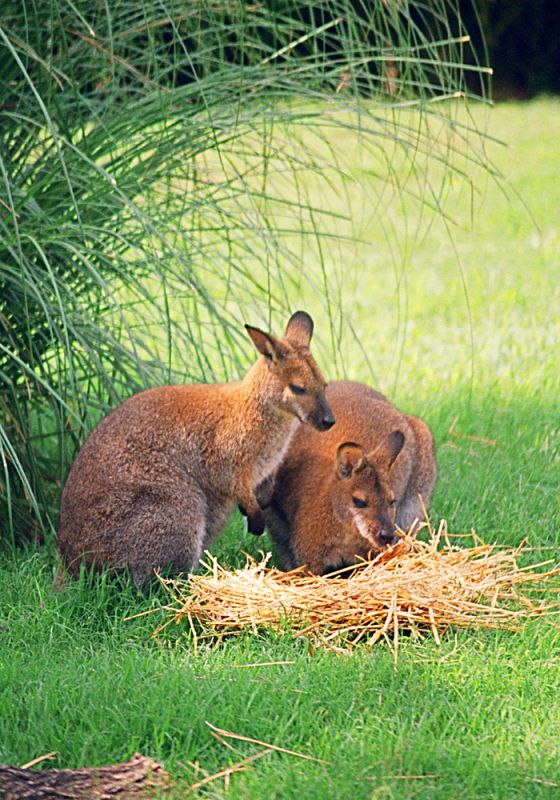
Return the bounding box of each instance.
[1,99,559,798]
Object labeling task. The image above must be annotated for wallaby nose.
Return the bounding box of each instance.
[322,415,335,431]
[320,401,336,431]
[380,527,400,546]
[310,401,335,432]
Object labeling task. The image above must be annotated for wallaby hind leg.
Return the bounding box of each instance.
[122,493,207,586]
[397,415,437,530]
[127,520,205,586]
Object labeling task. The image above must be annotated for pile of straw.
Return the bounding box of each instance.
[153,521,559,656]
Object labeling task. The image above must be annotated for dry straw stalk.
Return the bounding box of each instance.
[152,520,560,659]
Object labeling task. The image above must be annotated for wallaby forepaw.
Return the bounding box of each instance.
[246,510,266,536]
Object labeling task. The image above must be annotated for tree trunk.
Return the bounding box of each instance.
[0,753,169,799]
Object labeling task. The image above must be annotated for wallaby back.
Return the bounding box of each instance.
[264,380,436,575]
[58,311,334,584]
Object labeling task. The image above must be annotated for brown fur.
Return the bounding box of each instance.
[263,380,437,575]
[58,312,334,584]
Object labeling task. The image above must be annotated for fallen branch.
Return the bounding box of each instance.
[0,753,169,799]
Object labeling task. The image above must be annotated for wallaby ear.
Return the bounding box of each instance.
[336,441,366,480]
[284,310,314,348]
[372,430,405,471]
[245,325,286,363]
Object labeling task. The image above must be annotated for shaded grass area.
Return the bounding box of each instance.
[1,100,560,797]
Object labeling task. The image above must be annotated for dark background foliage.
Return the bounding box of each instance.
[461,0,560,97]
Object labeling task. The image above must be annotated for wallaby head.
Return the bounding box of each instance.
[245,311,335,432]
[331,431,405,553]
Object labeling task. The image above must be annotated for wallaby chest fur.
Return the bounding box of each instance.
[264,380,437,575]
[58,312,333,584]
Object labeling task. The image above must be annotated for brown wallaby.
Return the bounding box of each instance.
[58,311,335,584]
[262,380,436,575]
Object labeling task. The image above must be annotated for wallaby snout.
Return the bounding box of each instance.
[379,525,400,546]
[309,401,336,432]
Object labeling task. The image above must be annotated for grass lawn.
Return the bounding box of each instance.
[1,98,559,798]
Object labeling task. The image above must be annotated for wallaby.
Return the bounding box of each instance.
[262,380,436,575]
[58,311,335,584]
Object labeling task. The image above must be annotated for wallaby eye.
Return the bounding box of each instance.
[390,499,397,508]
[352,496,368,509]
[289,383,306,396]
